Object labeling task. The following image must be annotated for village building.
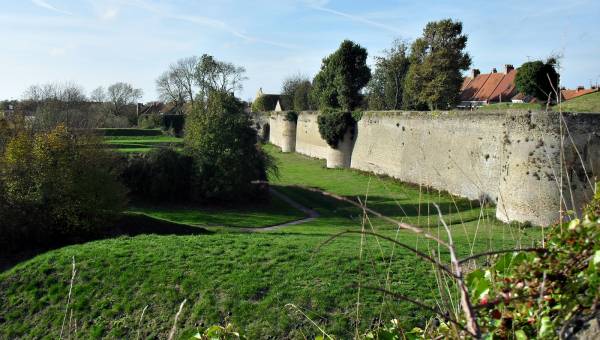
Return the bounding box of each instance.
[459,65,518,108]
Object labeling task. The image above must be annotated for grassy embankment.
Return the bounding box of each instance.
[0,130,540,339]
[476,91,600,112]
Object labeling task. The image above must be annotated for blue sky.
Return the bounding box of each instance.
[1,0,599,102]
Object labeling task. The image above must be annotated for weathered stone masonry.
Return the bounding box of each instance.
[259,110,600,226]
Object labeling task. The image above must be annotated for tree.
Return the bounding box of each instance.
[22,82,89,130]
[0,124,127,250]
[90,86,107,102]
[156,70,186,105]
[281,74,314,111]
[184,91,275,201]
[195,54,247,101]
[514,59,560,102]
[107,82,143,124]
[171,56,199,105]
[311,40,371,111]
[403,19,471,110]
[367,39,411,110]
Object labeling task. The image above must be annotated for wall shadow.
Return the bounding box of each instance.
[0,213,210,272]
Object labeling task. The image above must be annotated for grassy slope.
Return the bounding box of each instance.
[0,143,540,339]
[561,91,600,112]
[129,193,304,228]
[475,91,600,113]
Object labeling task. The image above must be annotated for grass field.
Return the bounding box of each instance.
[473,91,600,113]
[561,91,600,112]
[0,132,541,339]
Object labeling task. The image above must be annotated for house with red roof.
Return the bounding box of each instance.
[560,86,598,101]
[459,65,518,108]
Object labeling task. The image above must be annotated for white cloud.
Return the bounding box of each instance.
[100,7,119,20]
[49,47,66,56]
[129,0,299,49]
[306,1,403,34]
[32,0,72,15]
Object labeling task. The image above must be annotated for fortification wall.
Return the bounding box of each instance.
[351,111,503,202]
[295,111,330,159]
[266,110,600,226]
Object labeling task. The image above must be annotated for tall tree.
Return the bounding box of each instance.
[403,19,471,110]
[195,54,247,101]
[367,39,411,110]
[311,40,371,111]
[156,70,186,105]
[281,74,314,110]
[90,86,107,102]
[107,82,143,121]
[514,58,560,102]
[171,56,199,105]
[184,91,274,201]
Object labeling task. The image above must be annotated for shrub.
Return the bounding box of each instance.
[121,148,193,203]
[515,59,560,102]
[317,109,355,148]
[185,91,276,202]
[161,114,185,136]
[0,125,127,251]
[137,113,161,129]
[284,111,298,122]
[311,40,371,111]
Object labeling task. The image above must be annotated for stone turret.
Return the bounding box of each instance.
[326,129,354,168]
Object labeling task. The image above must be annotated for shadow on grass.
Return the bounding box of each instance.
[0,213,211,272]
[275,185,486,225]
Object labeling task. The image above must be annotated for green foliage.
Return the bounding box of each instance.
[184,91,276,202]
[470,215,599,338]
[0,125,127,251]
[138,113,161,129]
[161,114,185,136]
[403,19,471,110]
[317,110,355,148]
[121,148,193,203]
[281,75,314,111]
[251,95,279,112]
[192,322,246,339]
[367,39,411,110]
[312,40,371,111]
[284,111,298,122]
[515,59,560,102]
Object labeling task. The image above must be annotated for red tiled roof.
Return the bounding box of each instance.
[488,69,518,102]
[460,69,519,103]
[561,88,598,101]
[473,72,505,101]
[460,73,491,101]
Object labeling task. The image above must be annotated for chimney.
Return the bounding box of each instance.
[577,86,585,91]
[504,64,514,74]
[136,102,143,117]
[492,68,498,73]
[470,69,480,78]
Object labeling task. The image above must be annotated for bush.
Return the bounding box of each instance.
[161,114,185,136]
[515,59,560,102]
[317,109,355,148]
[311,40,371,111]
[185,91,276,202]
[137,113,161,129]
[0,125,127,251]
[121,148,193,203]
[284,111,298,122]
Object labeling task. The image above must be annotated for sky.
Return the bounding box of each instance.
[0,0,599,102]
